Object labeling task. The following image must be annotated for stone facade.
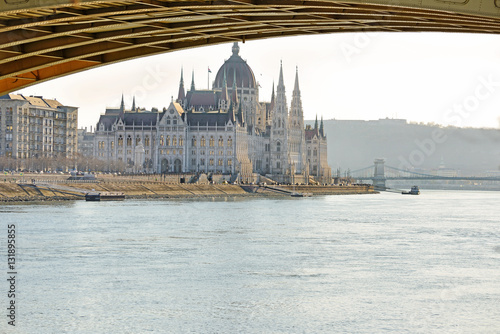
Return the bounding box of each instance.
[77,127,95,158]
[94,43,331,183]
[0,94,78,170]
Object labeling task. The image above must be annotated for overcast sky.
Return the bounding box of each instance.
[18,32,500,130]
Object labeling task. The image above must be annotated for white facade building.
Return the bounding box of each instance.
[94,43,331,183]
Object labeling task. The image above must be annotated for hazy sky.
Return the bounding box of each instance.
[17,32,500,130]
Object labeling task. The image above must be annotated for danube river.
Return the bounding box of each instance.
[2,190,500,333]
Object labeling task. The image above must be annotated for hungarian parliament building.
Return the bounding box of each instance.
[94,43,330,184]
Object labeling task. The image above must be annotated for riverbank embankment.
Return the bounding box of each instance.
[0,176,376,202]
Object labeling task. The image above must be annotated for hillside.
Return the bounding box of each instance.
[315,119,500,175]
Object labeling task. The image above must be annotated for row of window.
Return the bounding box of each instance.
[159,135,182,147]
[191,136,233,148]
[190,150,232,156]
[191,158,233,167]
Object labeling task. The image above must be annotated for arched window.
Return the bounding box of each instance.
[127,135,132,146]
[201,136,206,147]
[209,136,215,147]
[136,136,141,145]
[144,136,150,146]
[179,136,183,146]
[160,135,164,146]
[172,136,177,146]
[192,136,197,147]
[277,142,281,152]
[118,135,123,147]
[227,136,233,147]
[218,136,223,147]
[166,135,170,146]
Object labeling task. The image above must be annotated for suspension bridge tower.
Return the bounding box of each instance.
[373,158,386,189]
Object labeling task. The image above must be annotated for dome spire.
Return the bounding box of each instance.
[232,42,240,56]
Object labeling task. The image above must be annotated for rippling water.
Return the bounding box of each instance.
[2,190,500,333]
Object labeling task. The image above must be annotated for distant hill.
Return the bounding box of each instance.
[307,119,500,175]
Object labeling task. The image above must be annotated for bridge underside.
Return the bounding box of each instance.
[1,0,499,95]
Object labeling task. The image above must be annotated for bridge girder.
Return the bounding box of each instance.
[1,0,499,95]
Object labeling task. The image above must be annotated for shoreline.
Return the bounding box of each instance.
[0,179,376,203]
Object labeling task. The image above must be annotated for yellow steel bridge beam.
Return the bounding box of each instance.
[0,0,499,95]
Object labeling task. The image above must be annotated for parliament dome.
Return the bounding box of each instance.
[213,43,257,89]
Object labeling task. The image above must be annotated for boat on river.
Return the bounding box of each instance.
[402,186,420,195]
[85,192,125,201]
[291,190,312,197]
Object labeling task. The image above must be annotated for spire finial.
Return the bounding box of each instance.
[132,96,136,111]
[232,42,240,56]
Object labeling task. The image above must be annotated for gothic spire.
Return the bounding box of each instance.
[277,60,285,91]
[177,67,186,101]
[131,96,136,111]
[190,69,195,91]
[320,115,324,136]
[221,68,228,102]
[293,66,300,95]
[314,114,318,130]
[270,81,275,111]
[120,93,125,111]
[290,66,304,123]
[231,70,239,106]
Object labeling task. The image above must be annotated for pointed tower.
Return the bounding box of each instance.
[290,66,304,124]
[320,116,324,137]
[177,68,186,103]
[271,60,289,178]
[219,68,229,111]
[289,66,306,173]
[120,93,125,112]
[268,81,275,121]
[314,114,318,131]
[231,70,239,107]
[190,70,195,91]
[131,96,136,112]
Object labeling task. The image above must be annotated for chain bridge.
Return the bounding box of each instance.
[351,158,500,189]
[1,0,500,95]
